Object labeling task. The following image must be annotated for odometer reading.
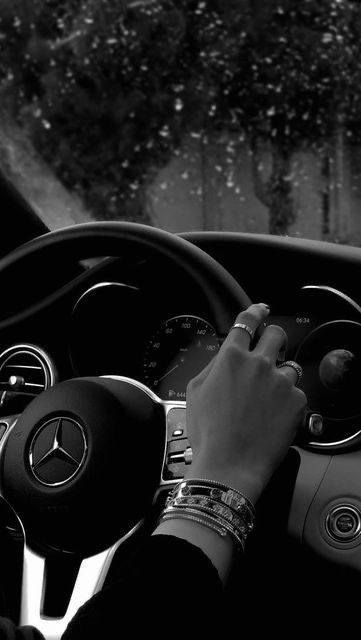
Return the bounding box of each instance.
[143,315,219,400]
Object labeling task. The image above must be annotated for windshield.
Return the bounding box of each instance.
[1,0,360,244]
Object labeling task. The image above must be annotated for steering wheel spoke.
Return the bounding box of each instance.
[20,522,142,640]
[0,414,18,455]
[160,401,190,486]
[104,377,190,488]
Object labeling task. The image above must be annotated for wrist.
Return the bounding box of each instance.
[152,517,235,583]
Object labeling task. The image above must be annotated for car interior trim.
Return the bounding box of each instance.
[302,285,361,315]
[20,520,144,640]
[72,281,140,314]
[308,429,361,449]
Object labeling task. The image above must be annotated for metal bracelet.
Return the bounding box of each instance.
[169,479,256,527]
[164,503,248,547]
[160,510,229,539]
[160,508,246,553]
[166,495,249,535]
[174,478,256,513]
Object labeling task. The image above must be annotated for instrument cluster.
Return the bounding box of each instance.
[68,281,361,451]
[143,315,219,400]
[264,286,361,449]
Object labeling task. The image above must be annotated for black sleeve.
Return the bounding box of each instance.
[62,534,224,639]
[0,535,224,640]
[0,617,44,640]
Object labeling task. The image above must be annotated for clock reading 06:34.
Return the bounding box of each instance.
[143,315,220,400]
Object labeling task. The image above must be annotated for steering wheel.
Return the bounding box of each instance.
[0,222,358,639]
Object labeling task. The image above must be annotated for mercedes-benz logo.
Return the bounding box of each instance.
[29,417,87,486]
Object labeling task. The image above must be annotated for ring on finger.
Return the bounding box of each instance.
[231,323,254,340]
[277,360,303,386]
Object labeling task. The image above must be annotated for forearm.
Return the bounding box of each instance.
[152,518,236,583]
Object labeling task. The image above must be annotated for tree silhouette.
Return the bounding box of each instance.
[0,0,361,233]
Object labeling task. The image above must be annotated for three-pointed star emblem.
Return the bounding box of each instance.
[29,417,87,486]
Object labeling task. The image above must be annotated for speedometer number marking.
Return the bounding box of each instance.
[143,315,219,399]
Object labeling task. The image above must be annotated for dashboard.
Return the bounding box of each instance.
[1,231,361,453]
[70,283,220,402]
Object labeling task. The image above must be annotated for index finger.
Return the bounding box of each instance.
[226,303,270,350]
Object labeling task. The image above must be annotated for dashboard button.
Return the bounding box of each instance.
[167,408,187,441]
[308,413,324,437]
[326,505,361,542]
[184,447,193,465]
[167,438,188,454]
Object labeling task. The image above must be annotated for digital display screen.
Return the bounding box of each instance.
[265,314,319,359]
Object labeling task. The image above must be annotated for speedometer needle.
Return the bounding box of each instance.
[158,364,179,382]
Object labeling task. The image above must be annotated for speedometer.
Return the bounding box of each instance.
[143,315,219,400]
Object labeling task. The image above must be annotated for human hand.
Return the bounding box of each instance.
[184,303,307,504]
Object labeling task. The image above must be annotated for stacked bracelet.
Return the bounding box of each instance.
[161,509,246,552]
[158,478,256,553]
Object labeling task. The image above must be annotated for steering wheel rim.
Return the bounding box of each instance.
[0,221,251,333]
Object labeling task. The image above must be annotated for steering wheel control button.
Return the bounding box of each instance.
[184,447,193,465]
[29,416,87,487]
[164,437,189,480]
[167,407,187,441]
[307,413,324,437]
[326,505,361,542]
[169,452,185,463]
[167,439,188,454]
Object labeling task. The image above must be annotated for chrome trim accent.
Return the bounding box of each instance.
[300,287,361,447]
[0,414,18,451]
[20,521,143,640]
[302,285,361,314]
[102,374,163,404]
[7,365,43,370]
[0,344,57,390]
[309,429,361,449]
[161,401,188,487]
[0,415,19,496]
[24,382,45,388]
[73,281,139,314]
[29,417,87,487]
[101,376,186,487]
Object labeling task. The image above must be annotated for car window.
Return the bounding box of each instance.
[0,0,360,244]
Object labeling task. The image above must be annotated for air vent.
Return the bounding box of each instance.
[0,344,56,399]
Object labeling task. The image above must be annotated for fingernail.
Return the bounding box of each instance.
[259,302,270,311]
